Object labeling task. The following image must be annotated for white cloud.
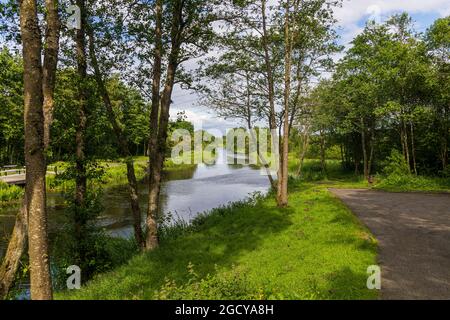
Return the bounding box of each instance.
[336,0,448,26]
[336,0,449,46]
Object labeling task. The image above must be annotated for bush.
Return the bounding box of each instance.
[376,150,450,192]
[154,263,265,300]
[51,161,140,288]
[0,181,24,203]
[440,165,450,178]
[382,149,410,177]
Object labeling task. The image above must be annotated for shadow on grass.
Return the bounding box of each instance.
[325,266,377,300]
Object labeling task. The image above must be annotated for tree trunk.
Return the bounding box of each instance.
[73,0,88,267]
[361,118,369,181]
[0,0,60,299]
[278,0,292,207]
[320,130,327,176]
[87,28,145,249]
[261,0,279,193]
[20,0,53,300]
[410,121,418,175]
[42,0,60,150]
[147,57,178,251]
[296,128,310,177]
[368,128,374,178]
[0,198,28,299]
[146,0,163,250]
[146,0,184,250]
[400,118,411,173]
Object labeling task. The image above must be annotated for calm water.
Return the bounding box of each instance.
[0,148,269,258]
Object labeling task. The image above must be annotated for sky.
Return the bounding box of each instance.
[170,0,450,135]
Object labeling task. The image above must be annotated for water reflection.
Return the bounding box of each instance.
[0,149,269,257]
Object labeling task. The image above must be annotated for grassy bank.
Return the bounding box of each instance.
[57,156,450,300]
[57,180,378,300]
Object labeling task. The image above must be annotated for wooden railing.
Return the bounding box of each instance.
[0,166,26,177]
[0,165,58,177]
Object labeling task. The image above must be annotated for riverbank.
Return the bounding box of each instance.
[56,157,450,300]
[57,179,378,300]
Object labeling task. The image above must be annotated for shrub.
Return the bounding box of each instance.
[376,150,450,192]
[440,165,450,178]
[0,181,24,203]
[382,149,410,177]
[154,263,266,300]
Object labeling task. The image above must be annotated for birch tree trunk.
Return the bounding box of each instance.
[146,0,163,250]
[278,0,292,207]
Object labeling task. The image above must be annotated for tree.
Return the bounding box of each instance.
[426,17,450,170]
[20,0,52,300]
[1,0,60,300]
[199,0,341,206]
[146,0,220,249]
[88,27,146,248]
[0,48,23,166]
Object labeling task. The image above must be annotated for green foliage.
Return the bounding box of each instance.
[382,149,411,176]
[154,263,264,300]
[441,165,450,178]
[309,13,450,176]
[0,181,23,203]
[0,47,23,166]
[375,174,450,193]
[374,149,450,192]
[50,160,138,286]
[52,233,139,291]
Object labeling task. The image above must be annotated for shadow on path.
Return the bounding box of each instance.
[330,189,450,300]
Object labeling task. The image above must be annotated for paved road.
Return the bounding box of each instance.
[330,189,450,300]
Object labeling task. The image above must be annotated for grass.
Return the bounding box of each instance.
[15,154,450,299]
[289,156,450,193]
[373,174,450,193]
[57,179,378,300]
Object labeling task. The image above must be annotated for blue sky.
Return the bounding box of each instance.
[172,0,449,134]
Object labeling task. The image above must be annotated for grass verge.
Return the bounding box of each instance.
[57,180,378,300]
